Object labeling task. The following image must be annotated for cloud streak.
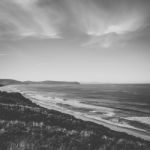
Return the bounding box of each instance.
[68,0,150,48]
[0,0,63,39]
[0,0,150,47]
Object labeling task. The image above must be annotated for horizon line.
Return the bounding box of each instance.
[1,78,150,84]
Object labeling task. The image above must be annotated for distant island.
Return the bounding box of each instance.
[0,79,80,86]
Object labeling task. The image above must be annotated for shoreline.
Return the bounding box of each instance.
[28,95,150,141]
[0,85,150,141]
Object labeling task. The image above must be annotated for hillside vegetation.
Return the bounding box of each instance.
[0,91,150,150]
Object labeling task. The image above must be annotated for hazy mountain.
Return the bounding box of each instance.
[0,79,22,86]
[0,79,80,86]
[24,80,80,84]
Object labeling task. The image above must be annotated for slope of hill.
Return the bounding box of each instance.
[0,79,22,86]
[0,91,150,150]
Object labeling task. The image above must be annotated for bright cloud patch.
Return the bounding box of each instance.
[67,0,148,48]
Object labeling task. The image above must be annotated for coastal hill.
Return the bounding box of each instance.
[0,91,150,150]
[23,80,80,85]
[0,79,80,86]
[0,79,22,86]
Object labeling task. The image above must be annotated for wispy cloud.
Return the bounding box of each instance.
[0,0,150,47]
[0,0,63,40]
[67,0,150,48]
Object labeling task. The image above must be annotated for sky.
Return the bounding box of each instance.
[0,0,150,83]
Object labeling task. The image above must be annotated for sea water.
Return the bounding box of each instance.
[1,84,150,135]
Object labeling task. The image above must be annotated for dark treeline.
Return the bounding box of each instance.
[0,91,150,150]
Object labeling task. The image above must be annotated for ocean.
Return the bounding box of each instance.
[1,83,150,139]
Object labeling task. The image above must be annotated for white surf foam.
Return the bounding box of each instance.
[126,117,150,126]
